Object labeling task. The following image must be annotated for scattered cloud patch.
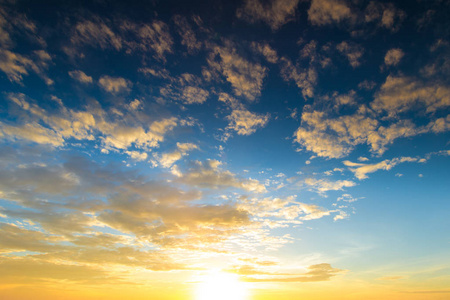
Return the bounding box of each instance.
[344,156,418,180]
[226,109,269,136]
[68,70,93,83]
[98,75,131,94]
[308,0,355,26]
[304,178,356,195]
[384,48,404,66]
[237,0,300,30]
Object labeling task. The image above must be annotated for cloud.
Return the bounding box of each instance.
[0,93,182,155]
[138,67,170,79]
[72,19,122,50]
[0,6,46,49]
[0,49,51,84]
[295,109,449,158]
[251,42,279,64]
[364,1,406,32]
[207,41,267,101]
[157,142,198,168]
[226,109,269,136]
[241,263,345,282]
[308,0,355,26]
[122,20,173,61]
[280,56,317,98]
[159,73,209,105]
[343,156,418,180]
[371,75,450,115]
[178,160,266,193]
[384,48,404,66]
[304,178,356,195]
[70,18,173,61]
[237,0,300,30]
[238,196,304,224]
[181,86,209,104]
[294,109,378,158]
[294,74,450,158]
[98,75,131,93]
[68,70,93,83]
[337,41,364,68]
[125,150,148,161]
[173,15,201,54]
[0,122,65,146]
[0,151,257,257]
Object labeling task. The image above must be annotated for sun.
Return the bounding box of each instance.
[194,271,249,300]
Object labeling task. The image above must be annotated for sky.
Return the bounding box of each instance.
[0,0,449,299]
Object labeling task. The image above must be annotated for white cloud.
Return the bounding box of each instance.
[337,194,360,203]
[125,150,148,161]
[68,70,93,84]
[98,75,131,94]
[304,178,356,195]
[299,203,333,220]
[237,0,300,30]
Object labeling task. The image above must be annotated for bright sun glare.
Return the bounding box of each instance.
[195,271,249,300]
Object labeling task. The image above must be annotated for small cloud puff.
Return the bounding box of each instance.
[68,70,93,83]
[98,75,131,94]
[384,48,404,66]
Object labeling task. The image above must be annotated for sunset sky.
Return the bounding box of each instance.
[0,0,449,299]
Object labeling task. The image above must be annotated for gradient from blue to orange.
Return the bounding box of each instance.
[0,0,449,299]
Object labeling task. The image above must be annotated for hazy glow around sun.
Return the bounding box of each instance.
[195,271,249,300]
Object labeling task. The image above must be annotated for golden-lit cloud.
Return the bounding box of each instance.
[237,0,300,30]
[343,156,419,180]
[226,109,270,136]
[240,263,345,282]
[207,40,267,101]
[68,70,93,83]
[384,48,404,66]
[177,159,267,193]
[98,75,131,94]
[308,0,355,26]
